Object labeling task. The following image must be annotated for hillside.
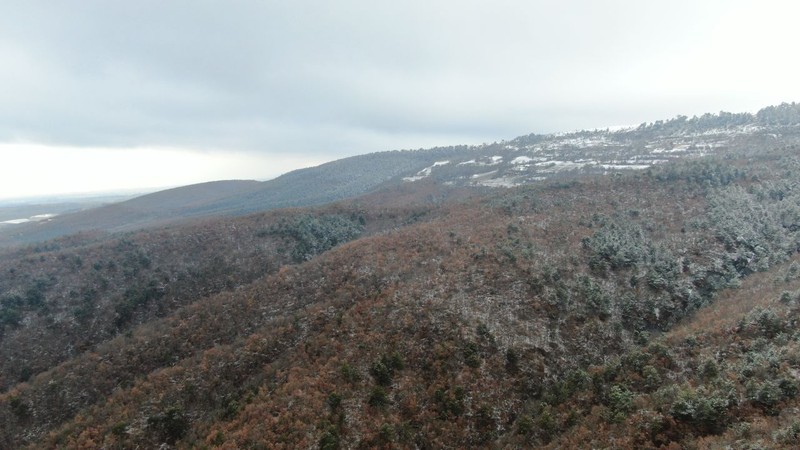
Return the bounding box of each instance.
[3,103,800,248]
[1,104,800,448]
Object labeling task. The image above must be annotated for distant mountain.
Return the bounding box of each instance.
[0,180,260,245]
[0,195,141,224]
[2,102,800,247]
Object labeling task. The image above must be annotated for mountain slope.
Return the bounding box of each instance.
[2,104,800,448]
[0,180,261,245]
[4,103,800,248]
[539,254,800,449]
[2,140,800,447]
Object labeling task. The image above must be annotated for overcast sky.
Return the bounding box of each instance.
[1,0,799,200]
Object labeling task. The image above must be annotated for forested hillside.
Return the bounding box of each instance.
[1,105,800,448]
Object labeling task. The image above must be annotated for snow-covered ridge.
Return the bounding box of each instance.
[400,118,800,189]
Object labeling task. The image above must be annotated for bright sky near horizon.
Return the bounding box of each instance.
[0,144,330,199]
[1,1,799,200]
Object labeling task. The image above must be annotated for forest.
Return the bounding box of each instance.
[1,106,800,448]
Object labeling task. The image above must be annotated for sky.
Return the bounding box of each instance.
[1,0,799,200]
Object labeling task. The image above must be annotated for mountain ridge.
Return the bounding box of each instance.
[3,102,799,248]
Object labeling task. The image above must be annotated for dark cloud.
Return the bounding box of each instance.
[1,0,798,159]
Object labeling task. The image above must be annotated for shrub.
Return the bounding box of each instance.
[642,365,662,391]
[463,341,481,368]
[265,214,364,262]
[433,386,465,418]
[370,352,404,386]
[517,415,533,435]
[368,387,389,408]
[607,385,634,422]
[535,405,558,442]
[378,423,395,444]
[146,406,188,444]
[475,405,497,442]
[9,396,30,420]
[505,348,519,372]
[582,222,648,273]
[742,308,785,338]
[778,378,799,399]
[110,422,128,436]
[747,380,783,414]
[773,421,800,445]
[0,306,22,327]
[700,359,719,380]
[370,361,393,386]
[319,429,340,450]
[785,262,800,281]
[669,388,730,433]
[340,362,361,383]
[327,392,342,411]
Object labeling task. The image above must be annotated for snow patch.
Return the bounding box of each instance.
[599,164,653,170]
[459,157,503,167]
[402,161,450,182]
[471,170,498,179]
[1,218,30,225]
[651,147,687,154]
[534,160,587,172]
[0,213,58,225]
[476,176,519,188]
[511,156,534,164]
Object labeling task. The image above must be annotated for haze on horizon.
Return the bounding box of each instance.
[1,0,799,201]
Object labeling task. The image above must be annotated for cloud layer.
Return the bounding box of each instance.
[1,1,799,198]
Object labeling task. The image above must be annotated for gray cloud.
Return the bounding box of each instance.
[1,0,798,160]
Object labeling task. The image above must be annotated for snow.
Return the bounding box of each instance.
[599,164,653,170]
[406,118,765,187]
[0,213,57,225]
[511,156,534,164]
[476,176,519,188]
[458,157,502,167]
[471,170,498,179]
[534,160,587,172]
[402,161,450,182]
[604,124,636,132]
[651,147,688,154]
